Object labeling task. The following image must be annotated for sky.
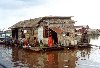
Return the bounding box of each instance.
[0,0,100,30]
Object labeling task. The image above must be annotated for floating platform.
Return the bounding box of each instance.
[78,43,91,48]
[15,43,92,52]
[23,46,64,52]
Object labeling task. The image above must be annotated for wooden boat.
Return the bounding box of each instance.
[78,43,91,48]
[23,46,64,52]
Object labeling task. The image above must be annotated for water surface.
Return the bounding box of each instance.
[0,35,100,68]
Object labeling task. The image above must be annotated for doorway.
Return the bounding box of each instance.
[12,28,18,39]
[49,29,58,44]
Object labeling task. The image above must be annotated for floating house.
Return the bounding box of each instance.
[74,25,89,36]
[10,16,77,47]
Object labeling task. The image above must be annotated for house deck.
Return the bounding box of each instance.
[22,43,91,52]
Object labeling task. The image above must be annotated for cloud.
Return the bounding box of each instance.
[0,0,100,30]
[0,0,47,9]
[0,0,47,30]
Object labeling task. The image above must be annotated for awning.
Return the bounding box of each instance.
[50,27,64,34]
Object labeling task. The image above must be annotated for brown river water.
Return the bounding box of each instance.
[0,35,100,68]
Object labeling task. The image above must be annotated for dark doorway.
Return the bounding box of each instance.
[12,28,18,39]
[49,29,58,44]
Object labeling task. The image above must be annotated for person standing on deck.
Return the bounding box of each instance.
[48,34,53,47]
[24,38,28,47]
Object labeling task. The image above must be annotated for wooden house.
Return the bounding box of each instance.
[10,16,76,46]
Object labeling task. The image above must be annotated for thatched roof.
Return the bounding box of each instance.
[9,16,75,29]
[9,17,42,29]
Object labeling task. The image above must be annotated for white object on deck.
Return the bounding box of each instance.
[71,40,77,45]
[38,26,43,43]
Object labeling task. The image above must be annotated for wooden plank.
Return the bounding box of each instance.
[30,47,41,51]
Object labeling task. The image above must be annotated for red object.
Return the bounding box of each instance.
[24,39,28,46]
[48,35,53,47]
[47,53,54,64]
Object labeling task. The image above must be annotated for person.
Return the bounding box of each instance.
[40,40,43,47]
[20,38,24,47]
[48,34,53,47]
[33,37,39,47]
[24,38,28,47]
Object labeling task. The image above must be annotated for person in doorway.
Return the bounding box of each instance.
[48,34,53,47]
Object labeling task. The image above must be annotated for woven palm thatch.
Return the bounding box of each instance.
[10,17,42,28]
[9,16,75,29]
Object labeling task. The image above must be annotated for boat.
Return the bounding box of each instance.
[22,46,64,52]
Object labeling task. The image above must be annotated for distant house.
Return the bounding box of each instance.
[74,25,89,35]
[87,29,100,34]
[0,30,11,37]
[10,16,76,46]
[0,31,5,37]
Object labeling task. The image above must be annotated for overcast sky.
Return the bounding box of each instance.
[0,0,100,30]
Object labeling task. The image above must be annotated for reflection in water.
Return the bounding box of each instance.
[3,47,92,68]
[11,47,94,68]
[58,49,77,68]
[0,35,100,68]
[11,48,77,68]
[78,48,91,58]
